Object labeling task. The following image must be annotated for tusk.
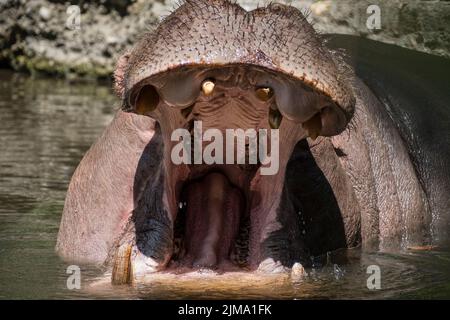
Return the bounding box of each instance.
[268,107,282,129]
[201,80,215,96]
[302,113,322,141]
[256,87,274,102]
[111,244,133,285]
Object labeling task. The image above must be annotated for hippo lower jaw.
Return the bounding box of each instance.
[112,162,292,283]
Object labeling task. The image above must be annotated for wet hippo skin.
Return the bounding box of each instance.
[55,0,450,282]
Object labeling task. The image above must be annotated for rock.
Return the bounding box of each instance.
[38,6,51,21]
[0,0,160,78]
[0,0,448,78]
[303,0,450,60]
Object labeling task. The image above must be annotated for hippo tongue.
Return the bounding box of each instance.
[183,172,243,269]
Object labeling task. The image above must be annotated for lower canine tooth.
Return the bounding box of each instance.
[302,113,322,141]
[269,107,282,129]
[111,244,133,285]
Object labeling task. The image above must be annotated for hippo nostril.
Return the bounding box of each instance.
[255,87,274,102]
[135,85,159,115]
[268,106,283,129]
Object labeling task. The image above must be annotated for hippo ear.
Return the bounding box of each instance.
[113,51,131,100]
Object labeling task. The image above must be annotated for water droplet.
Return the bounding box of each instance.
[333,264,345,280]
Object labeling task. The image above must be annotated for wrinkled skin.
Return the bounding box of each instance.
[56,0,449,276]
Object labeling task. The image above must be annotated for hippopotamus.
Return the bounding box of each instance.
[56,0,450,284]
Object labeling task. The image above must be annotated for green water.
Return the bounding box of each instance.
[0,69,449,299]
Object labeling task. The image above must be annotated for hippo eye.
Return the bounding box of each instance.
[201,79,215,96]
[255,87,274,101]
[135,85,159,115]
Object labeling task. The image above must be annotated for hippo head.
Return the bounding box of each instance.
[111,0,356,280]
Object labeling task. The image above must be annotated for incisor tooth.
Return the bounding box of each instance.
[111,244,133,285]
[302,113,322,141]
[256,87,274,101]
[201,80,215,96]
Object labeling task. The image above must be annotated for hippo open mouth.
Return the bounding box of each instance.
[108,60,354,283]
[56,0,361,285]
[174,171,248,270]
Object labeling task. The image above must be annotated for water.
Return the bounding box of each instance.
[0,69,449,299]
